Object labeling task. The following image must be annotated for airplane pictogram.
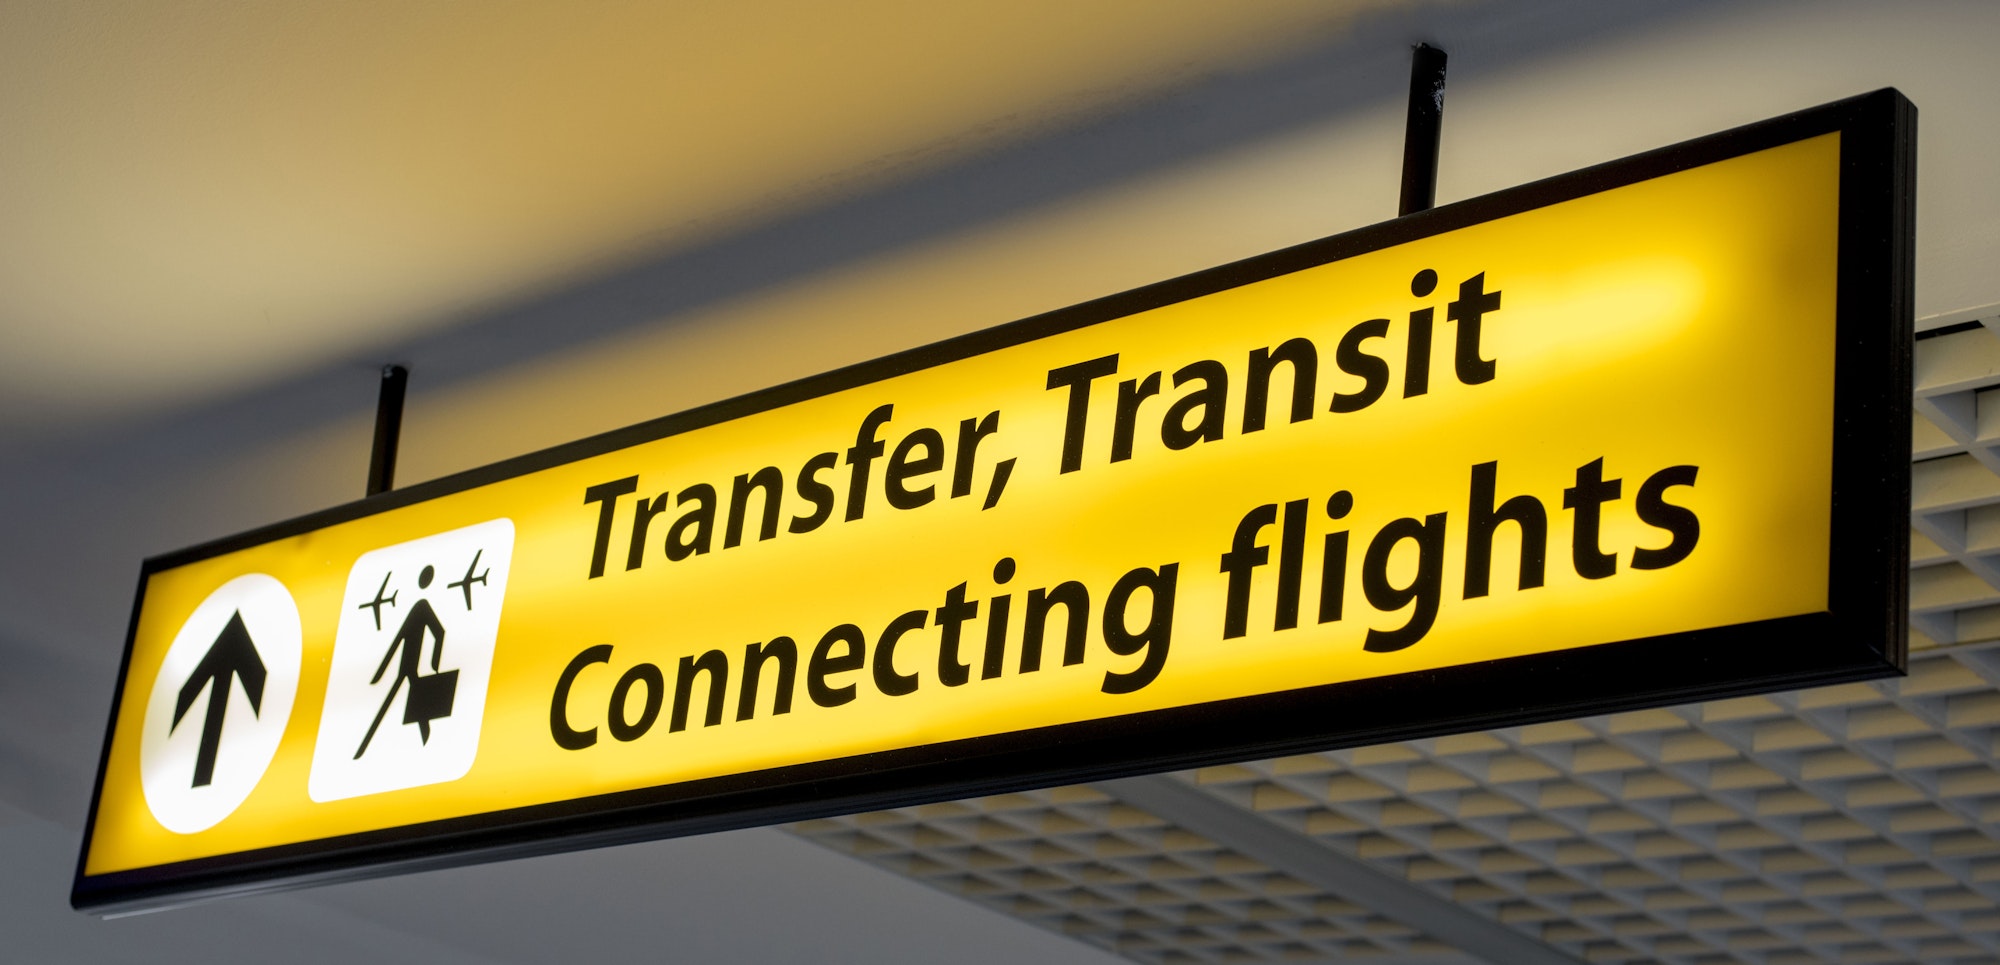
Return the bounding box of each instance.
[357,571,398,631]
[447,549,489,610]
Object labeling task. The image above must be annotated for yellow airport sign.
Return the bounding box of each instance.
[75,90,1912,913]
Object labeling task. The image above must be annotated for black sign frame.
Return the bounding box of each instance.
[75,89,1913,915]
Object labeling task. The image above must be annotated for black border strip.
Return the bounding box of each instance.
[1916,320,1982,340]
[73,88,1914,915]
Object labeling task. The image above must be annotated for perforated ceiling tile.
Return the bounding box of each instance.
[793,313,2000,965]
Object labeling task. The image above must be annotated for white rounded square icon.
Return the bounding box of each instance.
[308,519,514,802]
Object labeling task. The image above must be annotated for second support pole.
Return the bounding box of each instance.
[1398,43,1449,217]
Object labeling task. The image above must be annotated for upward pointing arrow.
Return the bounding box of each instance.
[171,611,268,788]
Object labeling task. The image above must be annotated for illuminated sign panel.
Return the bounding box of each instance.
[75,90,1911,913]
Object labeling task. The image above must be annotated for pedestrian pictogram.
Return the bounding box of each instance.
[354,565,454,758]
[308,519,514,802]
[139,573,302,834]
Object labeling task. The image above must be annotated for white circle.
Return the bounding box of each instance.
[139,573,302,834]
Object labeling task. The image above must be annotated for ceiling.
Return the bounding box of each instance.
[0,0,1403,435]
[3,1,1999,963]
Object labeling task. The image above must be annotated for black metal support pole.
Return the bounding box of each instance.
[1398,43,1448,217]
[366,364,408,497]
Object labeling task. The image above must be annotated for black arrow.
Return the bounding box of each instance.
[171,611,268,788]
